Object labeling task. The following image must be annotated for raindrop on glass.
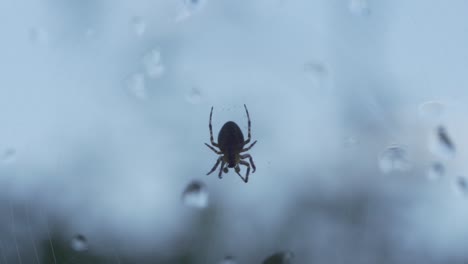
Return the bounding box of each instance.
[182,180,208,209]
[143,48,165,79]
[430,125,455,160]
[349,0,370,16]
[262,251,294,264]
[29,27,49,45]
[1,148,16,163]
[125,73,147,100]
[71,234,88,252]
[418,100,445,121]
[131,16,146,37]
[378,145,411,174]
[427,162,444,181]
[185,87,202,104]
[454,176,468,196]
[219,256,237,264]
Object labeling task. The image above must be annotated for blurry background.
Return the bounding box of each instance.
[0,0,468,263]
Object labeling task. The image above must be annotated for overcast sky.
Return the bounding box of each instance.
[1,0,468,263]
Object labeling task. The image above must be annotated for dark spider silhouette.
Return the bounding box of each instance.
[205,105,257,183]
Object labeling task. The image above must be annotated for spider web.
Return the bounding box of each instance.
[0,198,123,264]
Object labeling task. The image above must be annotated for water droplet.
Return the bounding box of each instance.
[418,100,445,121]
[125,73,147,100]
[142,48,165,79]
[430,125,455,160]
[349,0,370,16]
[219,256,237,264]
[427,162,445,181]
[378,145,411,174]
[1,148,16,163]
[131,16,146,37]
[29,27,49,45]
[185,87,202,104]
[71,234,88,252]
[182,180,208,209]
[454,176,468,196]
[262,251,294,264]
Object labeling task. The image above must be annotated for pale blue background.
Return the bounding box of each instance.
[0,0,468,263]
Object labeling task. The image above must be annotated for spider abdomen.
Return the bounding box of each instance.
[218,121,245,152]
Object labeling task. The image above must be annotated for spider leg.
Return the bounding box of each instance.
[240,154,256,173]
[205,143,222,154]
[218,160,226,179]
[241,140,257,152]
[208,106,219,147]
[234,165,247,183]
[239,160,250,183]
[243,104,252,145]
[207,156,222,175]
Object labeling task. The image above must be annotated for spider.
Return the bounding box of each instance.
[205,104,257,183]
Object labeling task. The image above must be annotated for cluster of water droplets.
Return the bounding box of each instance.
[19,1,468,262]
[429,125,455,160]
[125,47,166,100]
[418,102,468,197]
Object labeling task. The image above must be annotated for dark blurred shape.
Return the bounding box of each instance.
[435,126,455,158]
[262,251,294,264]
[455,176,468,196]
[427,161,445,181]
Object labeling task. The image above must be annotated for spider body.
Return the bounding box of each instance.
[218,121,244,168]
[205,105,257,183]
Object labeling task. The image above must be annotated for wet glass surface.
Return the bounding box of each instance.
[1,0,468,263]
